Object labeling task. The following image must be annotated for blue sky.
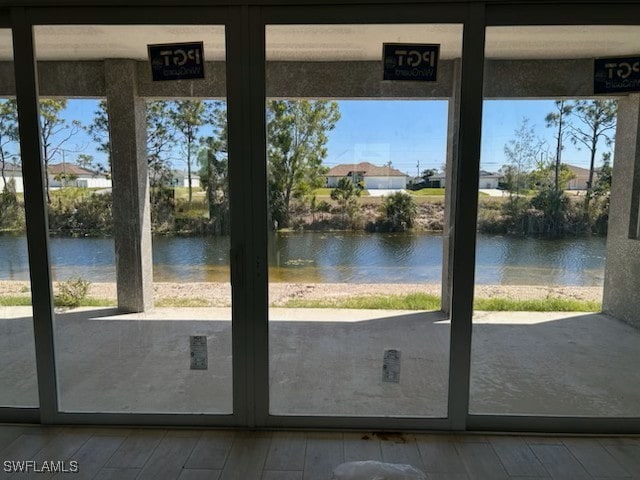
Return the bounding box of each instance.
[56,98,615,176]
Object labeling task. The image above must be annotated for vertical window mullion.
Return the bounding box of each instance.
[11,7,58,424]
[447,3,486,430]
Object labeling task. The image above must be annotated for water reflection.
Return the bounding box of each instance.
[0,232,606,285]
[475,235,606,285]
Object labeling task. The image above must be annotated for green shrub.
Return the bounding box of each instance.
[48,192,112,236]
[54,278,90,307]
[0,186,25,232]
[380,192,417,231]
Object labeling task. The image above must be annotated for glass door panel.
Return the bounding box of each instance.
[34,24,232,414]
[471,25,640,417]
[265,24,462,417]
[0,28,39,408]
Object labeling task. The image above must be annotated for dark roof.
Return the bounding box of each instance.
[2,163,108,177]
[326,162,407,177]
[47,164,98,176]
[565,164,591,176]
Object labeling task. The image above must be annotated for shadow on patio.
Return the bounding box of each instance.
[0,307,638,417]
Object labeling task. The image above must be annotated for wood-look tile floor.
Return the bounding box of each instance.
[0,425,638,479]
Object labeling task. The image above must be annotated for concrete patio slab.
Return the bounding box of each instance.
[0,306,638,418]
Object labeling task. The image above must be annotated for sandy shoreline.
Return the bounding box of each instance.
[0,280,602,306]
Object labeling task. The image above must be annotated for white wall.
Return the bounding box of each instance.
[568,177,588,190]
[479,177,500,189]
[364,176,406,189]
[0,175,24,193]
[86,177,112,188]
[49,176,112,189]
[326,176,340,188]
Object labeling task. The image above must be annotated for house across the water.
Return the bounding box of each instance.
[325,162,408,190]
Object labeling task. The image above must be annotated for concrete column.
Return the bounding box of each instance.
[441,59,461,314]
[602,94,640,328]
[105,59,153,312]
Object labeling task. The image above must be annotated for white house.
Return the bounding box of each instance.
[427,170,504,189]
[326,162,408,190]
[170,170,201,188]
[477,170,504,189]
[48,163,112,189]
[565,164,592,190]
[2,162,112,192]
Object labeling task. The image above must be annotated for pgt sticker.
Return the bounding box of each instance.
[383,43,439,82]
[594,56,640,94]
[148,42,205,81]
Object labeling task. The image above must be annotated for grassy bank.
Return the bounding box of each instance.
[0,296,115,307]
[0,292,601,312]
[283,293,601,312]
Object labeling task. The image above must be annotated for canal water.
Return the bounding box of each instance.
[0,232,606,286]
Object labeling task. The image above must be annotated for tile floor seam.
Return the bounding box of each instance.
[93,431,129,480]
[60,428,94,472]
[527,442,558,479]
[451,440,471,478]
[600,443,638,479]
[560,438,612,479]
[179,430,205,479]
[217,430,238,475]
[300,432,309,478]
[454,438,510,479]
[496,436,553,479]
[124,428,169,478]
[258,434,272,478]
[531,442,588,479]
[525,438,553,479]
[488,437,511,477]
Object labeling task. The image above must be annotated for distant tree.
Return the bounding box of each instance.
[420,168,438,185]
[267,100,340,228]
[503,118,544,198]
[39,99,81,203]
[530,187,570,237]
[0,99,19,193]
[170,100,212,205]
[330,177,362,226]
[75,153,93,169]
[89,100,177,187]
[591,151,613,234]
[569,99,617,212]
[528,162,575,237]
[86,99,111,171]
[499,164,530,195]
[545,100,573,195]
[529,162,575,191]
[198,102,229,235]
[146,101,176,188]
[593,151,613,199]
[53,172,78,188]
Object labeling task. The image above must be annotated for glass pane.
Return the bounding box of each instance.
[0,29,39,408]
[266,24,462,417]
[470,25,640,416]
[34,25,232,414]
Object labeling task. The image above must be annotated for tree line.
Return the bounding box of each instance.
[0,97,341,234]
[0,97,619,237]
[498,99,616,236]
